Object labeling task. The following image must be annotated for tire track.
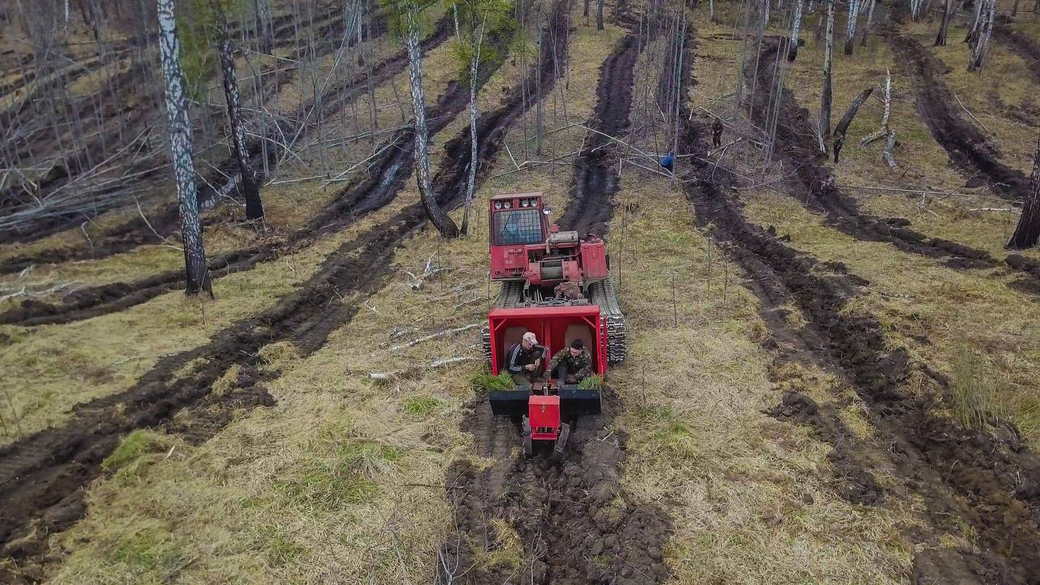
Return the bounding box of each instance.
[747,39,1001,271]
[682,101,1040,585]
[441,9,673,585]
[889,34,1031,201]
[0,7,574,579]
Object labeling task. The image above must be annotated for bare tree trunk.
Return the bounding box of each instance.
[832,87,873,162]
[844,0,860,55]
[1012,0,1020,18]
[215,5,264,221]
[157,0,212,296]
[254,0,274,53]
[969,0,994,71]
[935,0,954,45]
[965,0,983,44]
[819,0,834,152]
[461,16,486,236]
[1008,135,1040,249]
[787,0,804,60]
[535,25,544,155]
[584,0,591,22]
[860,0,876,46]
[597,0,604,30]
[709,0,716,22]
[405,5,459,238]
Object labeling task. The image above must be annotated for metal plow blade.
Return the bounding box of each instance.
[489,389,532,417]
[559,388,602,417]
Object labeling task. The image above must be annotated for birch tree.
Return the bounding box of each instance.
[968,0,995,71]
[450,0,511,234]
[157,0,212,295]
[253,0,274,53]
[819,0,834,152]
[844,0,860,55]
[390,0,461,237]
[935,0,954,46]
[859,0,875,46]
[214,1,264,220]
[787,0,804,61]
[1007,135,1040,249]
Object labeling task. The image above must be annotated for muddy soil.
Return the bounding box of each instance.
[439,10,672,585]
[994,21,1040,85]
[889,34,1031,201]
[0,5,574,579]
[443,394,670,585]
[745,39,999,271]
[682,110,1040,584]
[557,33,640,237]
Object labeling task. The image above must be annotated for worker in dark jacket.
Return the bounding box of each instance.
[506,331,547,385]
[712,117,724,148]
[549,339,594,384]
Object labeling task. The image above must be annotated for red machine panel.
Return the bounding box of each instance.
[488,305,606,377]
[529,395,561,440]
[580,241,609,280]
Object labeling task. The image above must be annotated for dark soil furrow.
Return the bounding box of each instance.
[0,12,575,579]
[994,21,1040,84]
[557,33,639,237]
[890,34,1032,201]
[0,16,522,328]
[0,15,441,271]
[746,39,1000,271]
[441,11,673,585]
[682,113,1040,584]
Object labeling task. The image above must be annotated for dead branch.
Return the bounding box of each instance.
[387,323,481,352]
[367,355,479,380]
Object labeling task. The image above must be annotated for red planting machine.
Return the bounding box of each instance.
[481,192,626,456]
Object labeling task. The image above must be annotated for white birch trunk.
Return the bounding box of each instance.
[405,4,459,237]
[819,0,834,152]
[787,0,804,61]
[157,0,211,295]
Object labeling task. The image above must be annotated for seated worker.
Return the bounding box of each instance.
[505,331,547,386]
[549,339,594,384]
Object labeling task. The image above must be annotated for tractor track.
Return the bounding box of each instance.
[889,34,1032,201]
[0,6,385,247]
[556,33,639,237]
[747,39,1002,271]
[0,14,441,274]
[441,9,672,585]
[0,6,589,578]
[682,103,1040,584]
[993,21,1040,85]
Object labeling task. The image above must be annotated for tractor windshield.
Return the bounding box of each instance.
[493,209,543,246]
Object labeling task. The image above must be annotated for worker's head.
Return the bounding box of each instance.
[521,331,538,349]
[568,338,584,357]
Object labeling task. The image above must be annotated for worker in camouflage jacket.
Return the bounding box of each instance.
[549,339,594,384]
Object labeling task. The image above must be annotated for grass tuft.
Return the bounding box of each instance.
[402,396,443,417]
[102,430,170,473]
[469,371,516,393]
[949,346,1009,432]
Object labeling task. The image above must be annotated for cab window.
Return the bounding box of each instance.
[493,209,543,245]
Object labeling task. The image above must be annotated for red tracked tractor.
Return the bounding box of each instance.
[481,192,626,456]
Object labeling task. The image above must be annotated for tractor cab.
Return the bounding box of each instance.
[488,192,609,296]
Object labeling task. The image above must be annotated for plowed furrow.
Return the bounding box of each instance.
[682,107,1040,584]
[889,34,1031,201]
[747,39,1001,271]
[442,9,673,585]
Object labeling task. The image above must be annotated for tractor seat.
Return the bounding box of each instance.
[546,230,579,245]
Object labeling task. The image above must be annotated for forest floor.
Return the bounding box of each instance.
[1,1,1039,584]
